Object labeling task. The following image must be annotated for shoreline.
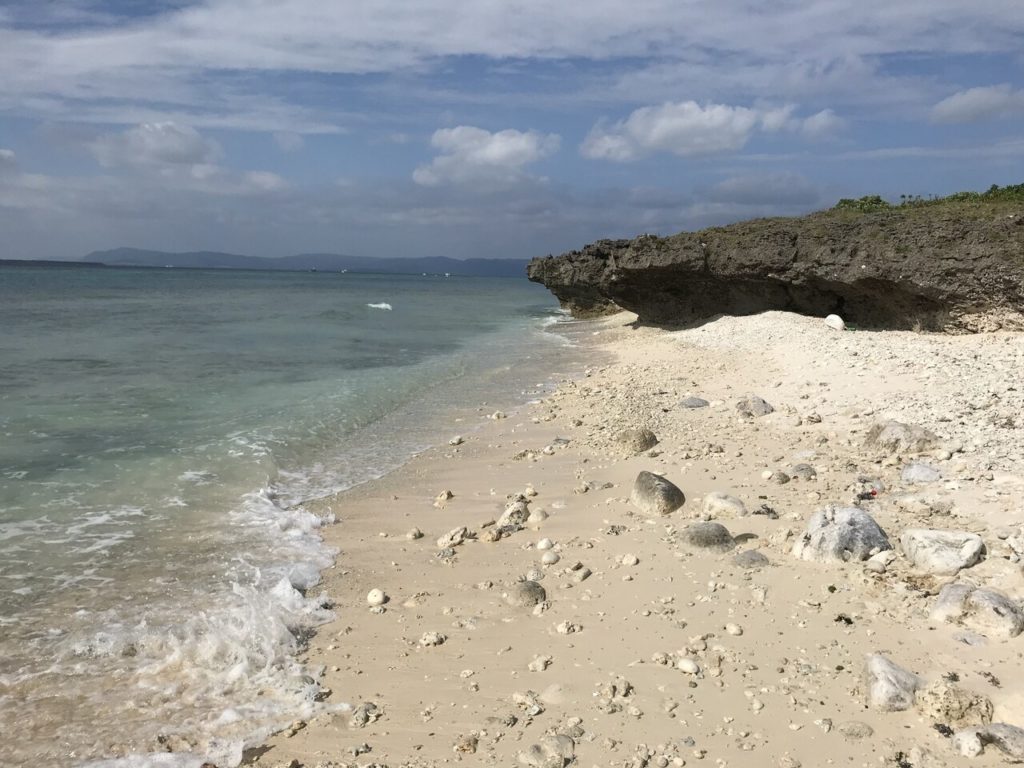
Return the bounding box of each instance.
[251,311,1024,768]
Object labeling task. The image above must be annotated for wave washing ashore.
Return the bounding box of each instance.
[0,264,588,767]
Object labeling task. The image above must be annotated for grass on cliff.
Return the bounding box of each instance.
[831,183,1024,215]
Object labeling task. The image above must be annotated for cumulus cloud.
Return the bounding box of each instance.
[91,122,222,169]
[413,126,560,186]
[931,84,1024,123]
[581,101,841,160]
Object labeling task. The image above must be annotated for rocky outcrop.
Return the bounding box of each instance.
[526,204,1024,331]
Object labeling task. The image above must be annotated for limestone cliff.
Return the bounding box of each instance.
[527,201,1024,331]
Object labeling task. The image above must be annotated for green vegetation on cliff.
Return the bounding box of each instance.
[833,183,1024,214]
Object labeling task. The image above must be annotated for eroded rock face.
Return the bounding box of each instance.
[526,209,1024,332]
[792,506,892,563]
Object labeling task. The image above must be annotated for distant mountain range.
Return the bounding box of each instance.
[80,248,529,277]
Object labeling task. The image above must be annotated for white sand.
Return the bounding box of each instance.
[252,312,1024,768]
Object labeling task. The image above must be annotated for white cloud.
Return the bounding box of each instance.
[581,101,842,160]
[0,148,15,172]
[581,102,762,160]
[0,2,1022,129]
[800,109,845,138]
[930,84,1024,123]
[91,122,221,169]
[413,126,560,186]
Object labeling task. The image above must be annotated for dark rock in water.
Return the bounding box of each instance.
[865,420,940,454]
[616,428,658,454]
[732,550,770,568]
[681,522,735,552]
[680,396,710,409]
[525,208,1024,332]
[736,395,774,418]
[792,505,891,562]
[506,580,547,608]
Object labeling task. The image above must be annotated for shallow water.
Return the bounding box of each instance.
[0,264,579,767]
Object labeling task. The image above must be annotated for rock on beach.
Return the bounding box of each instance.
[630,471,685,516]
[792,506,891,563]
[899,529,985,575]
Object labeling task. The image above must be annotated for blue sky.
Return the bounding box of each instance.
[0,0,1022,260]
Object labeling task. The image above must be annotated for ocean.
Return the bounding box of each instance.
[0,264,579,767]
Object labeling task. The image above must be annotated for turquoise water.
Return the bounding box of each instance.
[0,264,575,767]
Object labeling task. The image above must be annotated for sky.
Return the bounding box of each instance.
[0,1,1022,260]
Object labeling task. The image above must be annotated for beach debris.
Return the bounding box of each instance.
[630,471,685,516]
[540,551,560,566]
[615,427,659,454]
[436,526,471,549]
[930,584,1024,638]
[953,723,1024,759]
[448,435,464,446]
[680,395,710,409]
[791,506,891,563]
[680,521,735,552]
[434,489,454,507]
[736,394,774,418]
[725,623,743,636]
[902,461,942,484]
[863,654,921,711]
[791,463,817,481]
[528,655,553,672]
[899,529,985,575]
[505,580,547,608]
[365,588,388,607]
[555,620,581,634]
[512,690,545,716]
[824,313,846,331]
[916,681,993,727]
[406,527,423,540]
[620,553,639,566]
[490,410,507,420]
[453,733,479,754]
[498,496,531,528]
[701,491,747,519]
[518,734,576,767]
[348,701,382,729]
[864,420,940,455]
[419,631,447,647]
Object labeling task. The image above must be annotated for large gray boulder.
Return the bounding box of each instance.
[953,723,1024,759]
[930,583,1024,638]
[865,420,940,455]
[615,428,658,454]
[900,529,985,575]
[863,654,921,711]
[630,471,685,516]
[681,522,734,552]
[792,506,891,563]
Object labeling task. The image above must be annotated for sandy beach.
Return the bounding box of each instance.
[251,311,1024,768]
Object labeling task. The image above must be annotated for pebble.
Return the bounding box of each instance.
[366,588,387,607]
[419,631,446,647]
